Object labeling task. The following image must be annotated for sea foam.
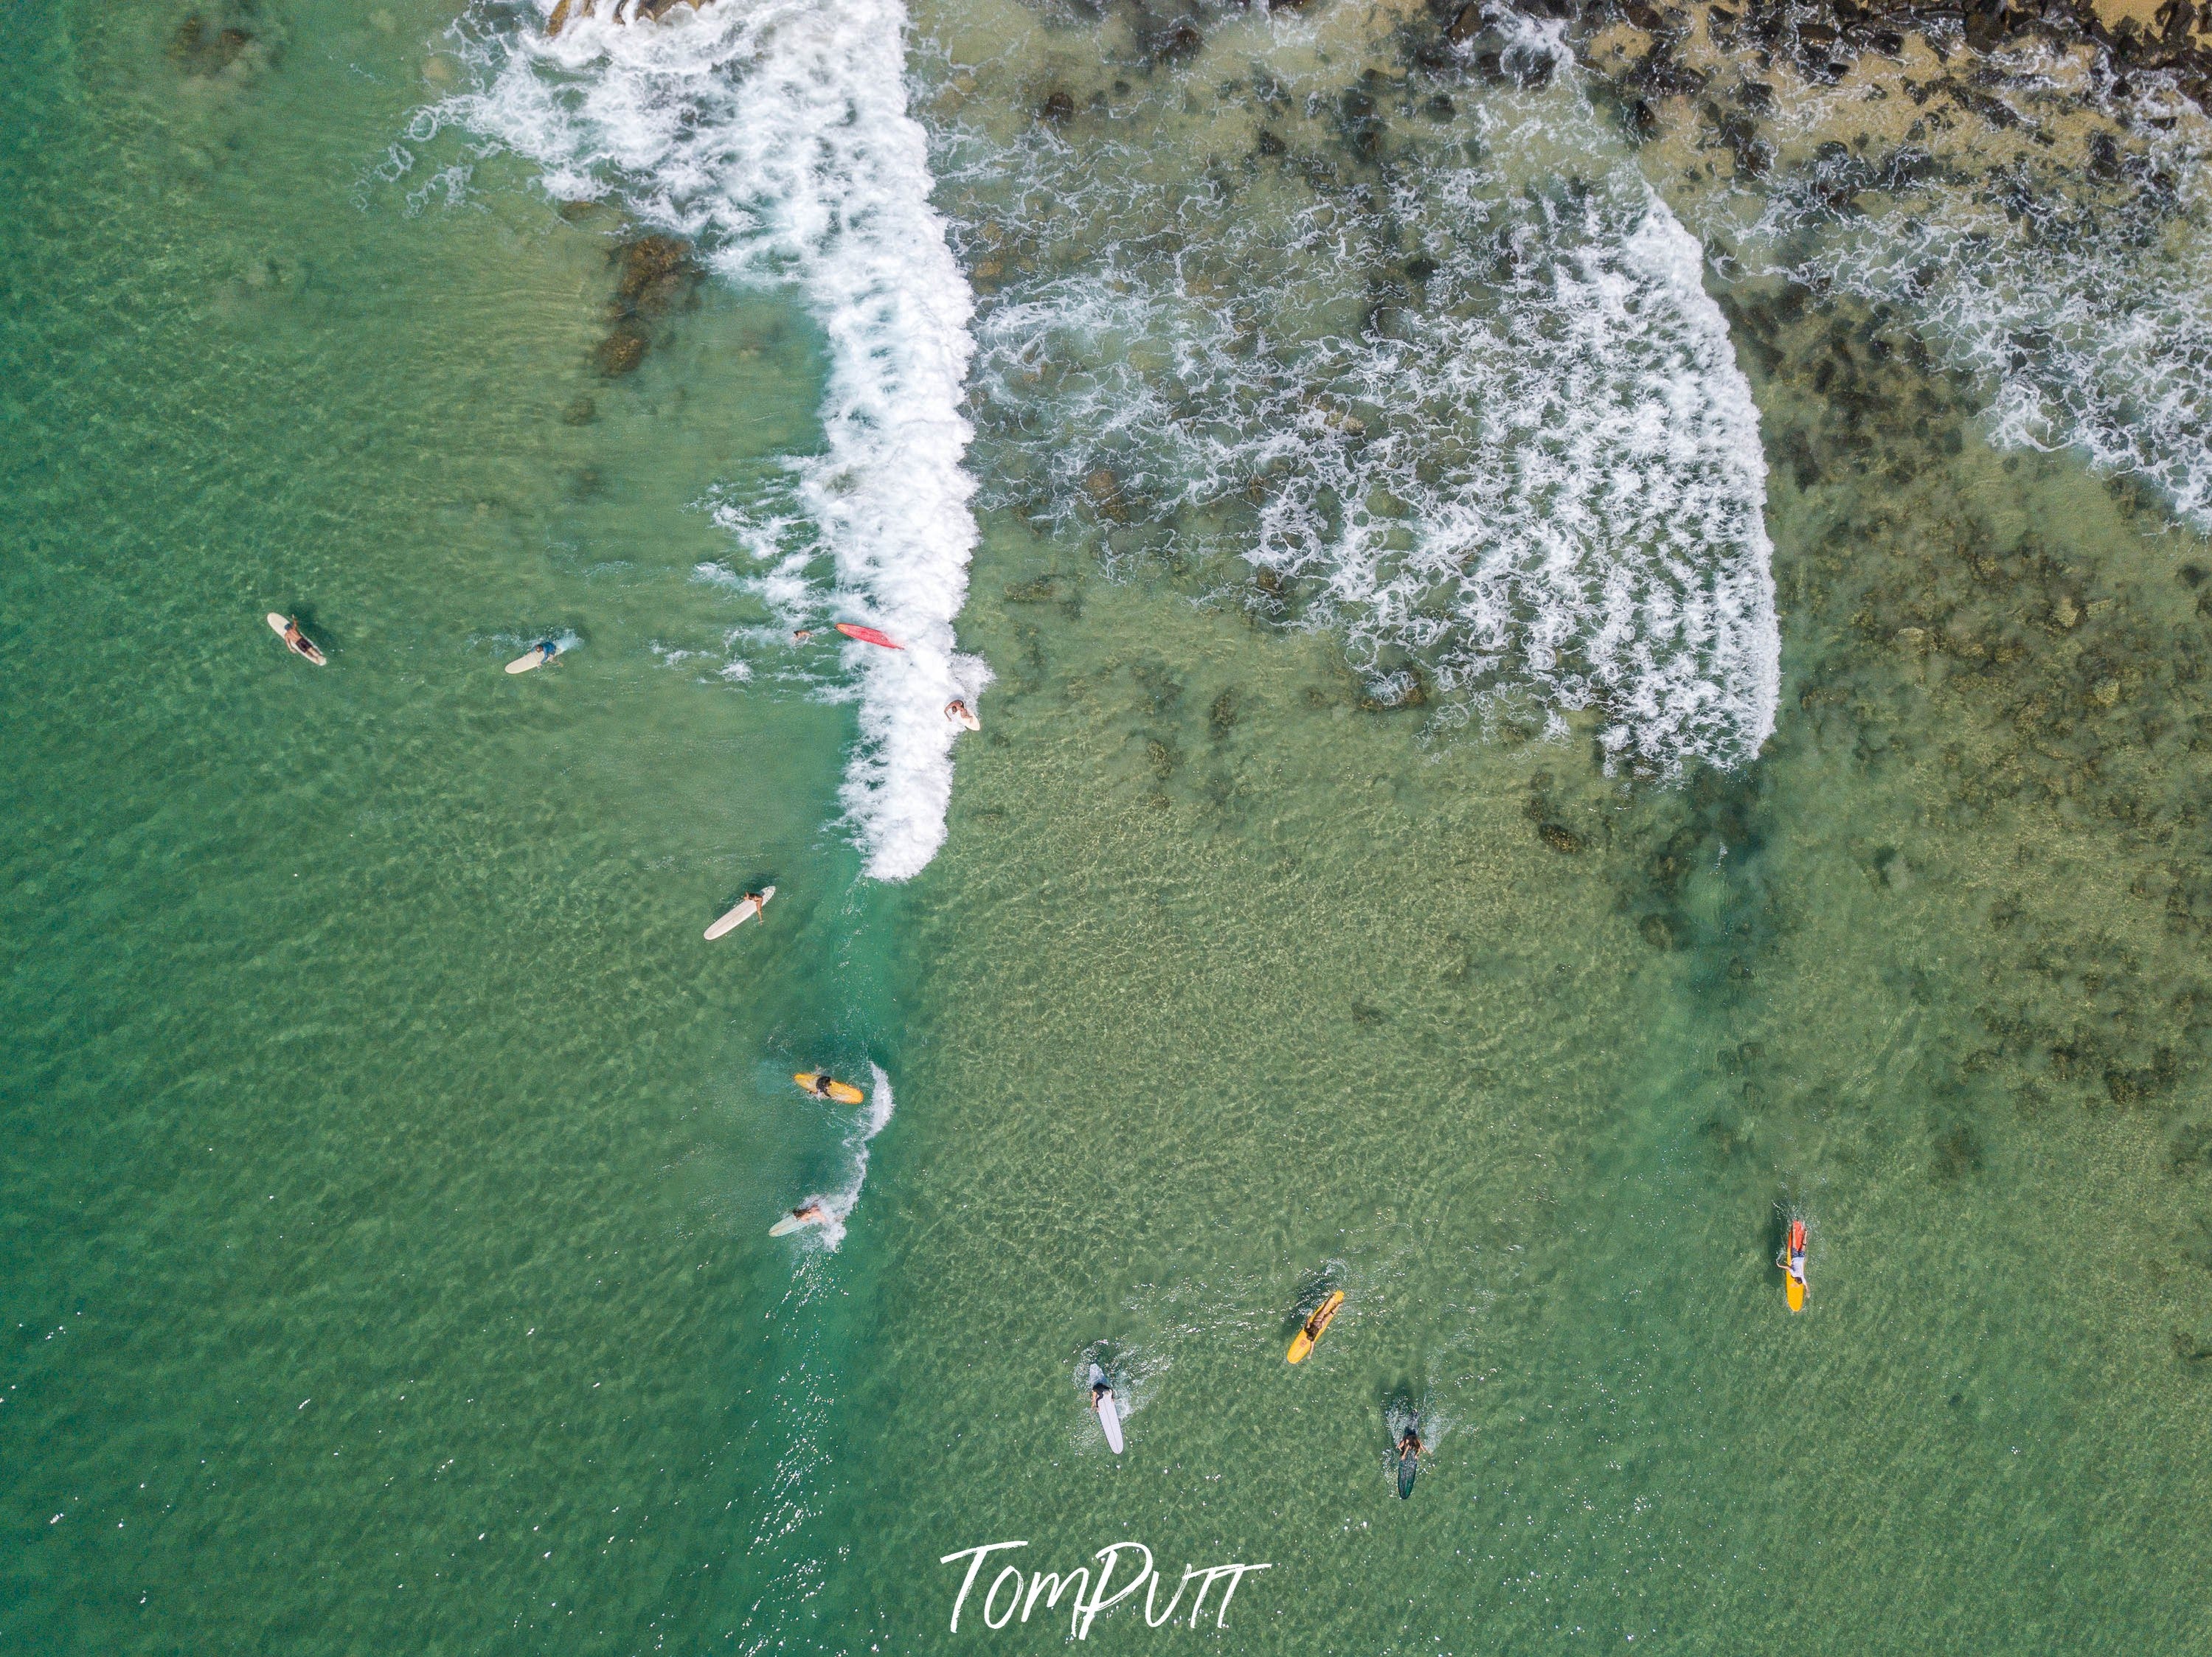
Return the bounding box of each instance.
[433,0,982,879]
[796,1061,895,1253]
[1729,55,2212,533]
[936,13,1778,772]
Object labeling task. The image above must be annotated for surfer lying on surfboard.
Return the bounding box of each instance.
[1089,1364,1124,1453]
[1389,1416,1424,1496]
[268,613,327,667]
[1286,1290,1344,1364]
[1778,1217,1808,1312]
[796,1072,864,1105]
[505,639,562,674]
[945,698,980,731]
[769,1202,828,1236]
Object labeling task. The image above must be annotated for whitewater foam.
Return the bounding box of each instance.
[794,1060,895,1252]
[1716,46,2212,533]
[935,18,1778,773]
[429,0,982,878]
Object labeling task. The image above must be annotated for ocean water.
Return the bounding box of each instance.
[8,1,2212,1654]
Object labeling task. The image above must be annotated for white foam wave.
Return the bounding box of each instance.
[792,1060,895,1252]
[431,0,980,878]
[941,48,1778,772]
[1728,67,2212,530]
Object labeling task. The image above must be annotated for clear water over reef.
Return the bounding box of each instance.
[7,1,2212,1653]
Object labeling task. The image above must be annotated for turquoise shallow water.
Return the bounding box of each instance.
[2,4,887,1647]
[10,2,2212,1655]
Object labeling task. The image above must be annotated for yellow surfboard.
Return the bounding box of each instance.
[795,1072,864,1105]
[1287,1290,1343,1364]
[1781,1217,1807,1313]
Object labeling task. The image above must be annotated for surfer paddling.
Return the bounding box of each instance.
[769,1201,828,1236]
[1088,1363,1124,1453]
[506,638,563,674]
[268,613,327,666]
[946,698,980,731]
[1778,1217,1809,1312]
[1286,1290,1344,1364]
[794,1071,864,1103]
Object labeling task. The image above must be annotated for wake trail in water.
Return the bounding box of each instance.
[433,0,983,880]
[791,1062,895,1254]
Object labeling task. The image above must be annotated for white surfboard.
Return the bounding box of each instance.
[705,885,774,940]
[506,640,562,674]
[1090,1364,1124,1454]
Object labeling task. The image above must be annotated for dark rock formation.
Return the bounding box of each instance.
[593,233,704,378]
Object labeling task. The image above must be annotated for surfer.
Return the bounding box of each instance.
[946,698,980,730]
[807,1073,838,1100]
[1778,1217,1808,1311]
[788,1202,825,1228]
[532,639,559,665]
[792,629,813,642]
[1287,1289,1345,1364]
[1088,1361,1124,1452]
[1395,1424,1422,1499]
[271,614,326,665]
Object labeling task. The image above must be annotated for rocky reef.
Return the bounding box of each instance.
[591,232,704,378]
[547,0,713,36]
[170,4,273,80]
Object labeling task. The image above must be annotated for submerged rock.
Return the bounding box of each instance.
[613,233,701,317]
[590,233,703,378]
[171,13,254,75]
[552,0,710,32]
[1931,1122,1983,1181]
[594,324,649,378]
[1537,821,1585,855]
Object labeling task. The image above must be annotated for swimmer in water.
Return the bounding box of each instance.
[792,629,813,642]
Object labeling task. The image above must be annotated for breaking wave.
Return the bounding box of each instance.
[1725,47,2212,531]
[430,0,983,879]
[932,7,1779,771]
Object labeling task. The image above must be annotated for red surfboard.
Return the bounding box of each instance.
[835,622,904,650]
